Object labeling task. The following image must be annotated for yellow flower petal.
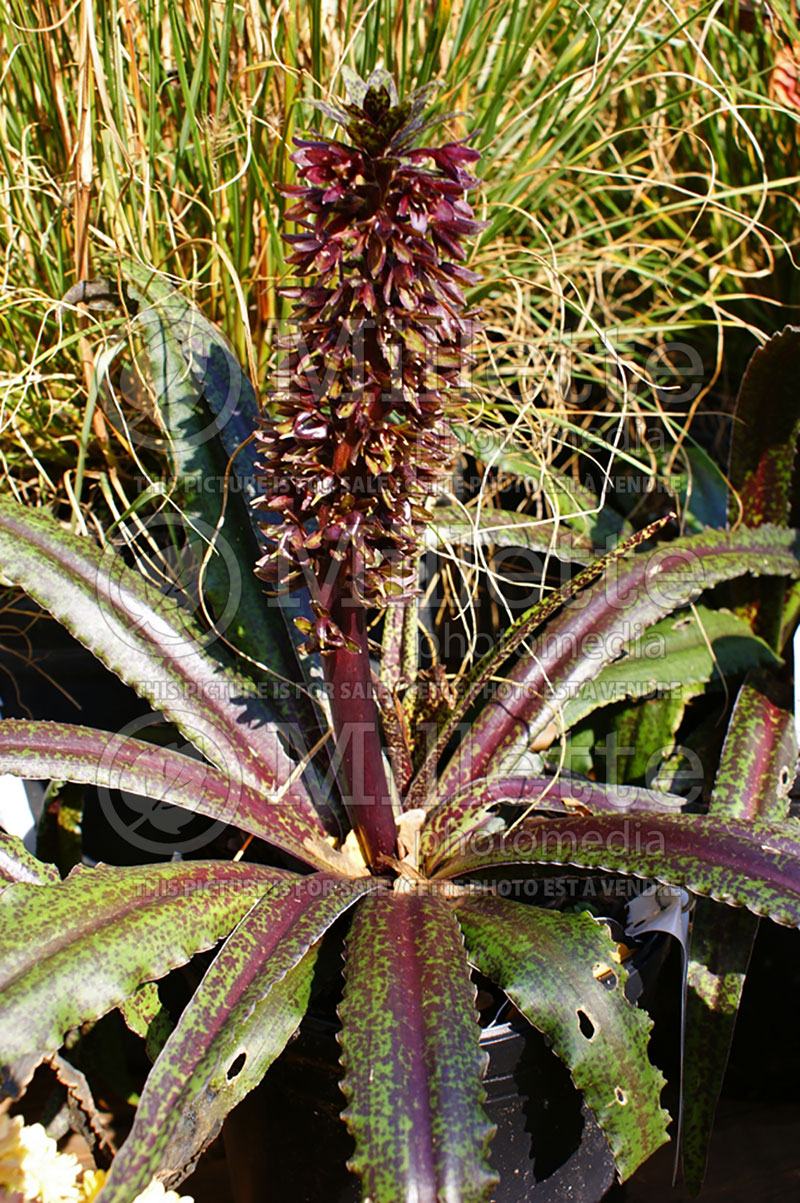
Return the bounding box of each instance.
[133,1181,194,1203]
[0,1112,26,1196]
[18,1123,81,1203]
[78,1169,107,1203]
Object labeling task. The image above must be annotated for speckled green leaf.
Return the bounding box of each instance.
[780,576,800,649]
[420,776,686,875]
[457,896,669,1180]
[682,683,796,1194]
[435,812,800,927]
[611,693,688,786]
[0,858,287,1096]
[307,97,351,126]
[380,598,418,695]
[427,504,593,563]
[0,831,59,887]
[118,982,173,1063]
[118,980,167,1039]
[338,892,496,1203]
[0,720,349,873]
[35,780,83,876]
[341,65,370,106]
[708,683,797,822]
[560,605,780,733]
[439,525,800,795]
[0,496,323,832]
[682,905,758,1197]
[408,517,670,809]
[99,874,379,1201]
[377,602,418,791]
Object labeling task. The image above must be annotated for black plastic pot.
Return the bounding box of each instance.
[222,1010,617,1203]
[481,1017,617,1202]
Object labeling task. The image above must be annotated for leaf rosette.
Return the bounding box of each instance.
[1,73,799,1203]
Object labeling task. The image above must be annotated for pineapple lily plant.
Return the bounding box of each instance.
[1,70,800,1202]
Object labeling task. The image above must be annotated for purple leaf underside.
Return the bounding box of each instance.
[438,525,800,796]
[436,812,800,928]
[0,497,321,826]
[338,891,497,1203]
[420,775,686,874]
[727,326,800,527]
[0,720,350,873]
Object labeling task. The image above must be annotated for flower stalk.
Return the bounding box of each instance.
[325,581,397,870]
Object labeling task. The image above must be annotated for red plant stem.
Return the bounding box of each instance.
[324,585,397,875]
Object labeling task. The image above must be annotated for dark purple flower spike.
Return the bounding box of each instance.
[255,66,484,655]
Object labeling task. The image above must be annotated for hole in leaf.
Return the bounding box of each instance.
[779,766,791,790]
[227,1053,247,1080]
[615,1086,628,1105]
[577,1010,595,1039]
